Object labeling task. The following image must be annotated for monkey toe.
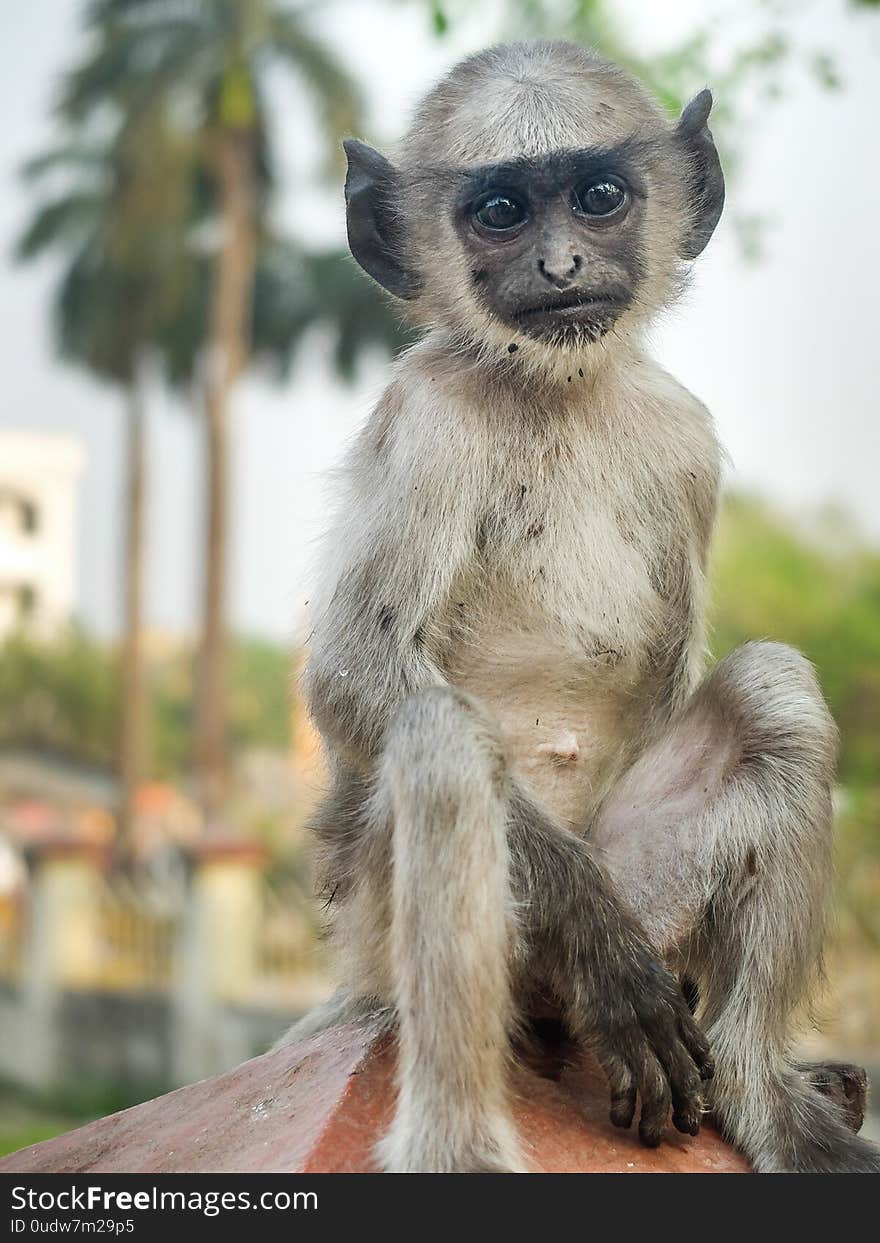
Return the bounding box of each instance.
[609,1090,637,1130]
[672,1108,701,1137]
[635,1054,672,1147]
[797,1060,868,1134]
[675,1012,714,1080]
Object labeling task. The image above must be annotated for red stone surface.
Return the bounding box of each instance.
[0,1016,750,1173]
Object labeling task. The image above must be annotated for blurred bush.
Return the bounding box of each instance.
[0,629,294,780]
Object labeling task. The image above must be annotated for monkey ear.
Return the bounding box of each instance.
[343,139,421,300]
[674,89,725,259]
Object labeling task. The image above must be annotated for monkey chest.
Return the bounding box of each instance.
[441,495,680,828]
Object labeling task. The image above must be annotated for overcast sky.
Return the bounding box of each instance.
[1,0,879,642]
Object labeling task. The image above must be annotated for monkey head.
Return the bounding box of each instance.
[343,42,724,374]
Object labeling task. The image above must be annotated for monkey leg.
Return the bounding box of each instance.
[373,687,526,1174]
[593,641,880,1173]
[679,989,866,1134]
[364,687,710,1167]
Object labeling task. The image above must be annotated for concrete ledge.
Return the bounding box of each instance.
[0,1015,750,1173]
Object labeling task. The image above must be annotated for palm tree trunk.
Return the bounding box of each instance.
[196,128,255,822]
[117,369,147,862]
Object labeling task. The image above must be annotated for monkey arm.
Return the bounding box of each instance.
[305,551,451,765]
[304,393,479,766]
[508,788,715,1144]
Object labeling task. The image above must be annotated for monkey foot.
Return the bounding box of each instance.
[796,1060,868,1134]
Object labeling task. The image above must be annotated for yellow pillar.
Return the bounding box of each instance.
[27,840,105,988]
[17,836,106,1087]
[172,837,266,1084]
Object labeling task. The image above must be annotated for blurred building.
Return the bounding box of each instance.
[0,431,84,638]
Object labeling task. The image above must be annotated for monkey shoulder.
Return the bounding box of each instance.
[641,362,720,464]
[353,366,487,508]
[633,363,719,462]
[622,361,722,512]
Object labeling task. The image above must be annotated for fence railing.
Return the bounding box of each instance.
[253,881,328,1006]
[0,842,333,1089]
[86,876,178,993]
[0,854,330,1006]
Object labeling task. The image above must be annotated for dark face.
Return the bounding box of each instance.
[343,89,723,347]
[452,144,648,344]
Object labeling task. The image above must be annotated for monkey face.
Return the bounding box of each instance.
[342,44,723,371]
[451,145,649,346]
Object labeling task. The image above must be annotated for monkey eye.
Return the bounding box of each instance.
[472,191,528,234]
[572,177,627,218]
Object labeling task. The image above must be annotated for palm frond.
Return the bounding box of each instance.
[26,0,387,392]
[251,243,411,382]
[54,239,137,382]
[60,16,208,121]
[86,0,232,28]
[268,10,363,160]
[20,145,110,183]
[15,193,104,260]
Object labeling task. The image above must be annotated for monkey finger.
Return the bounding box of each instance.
[635,1049,672,1148]
[598,1051,637,1129]
[642,1015,703,1137]
[641,1004,710,1133]
[670,1067,704,1137]
[659,1042,704,1137]
[672,1102,703,1137]
[677,1013,715,1080]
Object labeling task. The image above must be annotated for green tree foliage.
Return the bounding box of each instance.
[150,637,294,777]
[61,0,410,381]
[0,630,293,780]
[16,118,196,385]
[17,117,202,853]
[0,628,119,769]
[161,239,409,389]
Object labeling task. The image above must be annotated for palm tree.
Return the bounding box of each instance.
[16,116,196,858]
[163,238,411,390]
[62,0,366,819]
[18,141,404,857]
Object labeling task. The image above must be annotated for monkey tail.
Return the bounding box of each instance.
[375,687,525,1173]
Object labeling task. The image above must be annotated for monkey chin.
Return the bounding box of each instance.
[512,301,625,350]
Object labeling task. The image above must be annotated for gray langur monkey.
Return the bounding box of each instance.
[279,41,879,1173]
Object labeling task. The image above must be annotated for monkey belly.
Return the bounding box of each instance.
[447,635,646,830]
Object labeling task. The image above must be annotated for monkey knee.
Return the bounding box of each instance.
[709,641,837,777]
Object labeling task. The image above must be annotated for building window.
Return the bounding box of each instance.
[0,490,39,536]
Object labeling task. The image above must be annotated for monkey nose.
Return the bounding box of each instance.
[538,255,583,289]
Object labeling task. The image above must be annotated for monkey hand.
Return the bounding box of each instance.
[588,940,714,1147]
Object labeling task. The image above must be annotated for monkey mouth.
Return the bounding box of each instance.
[513,290,627,339]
